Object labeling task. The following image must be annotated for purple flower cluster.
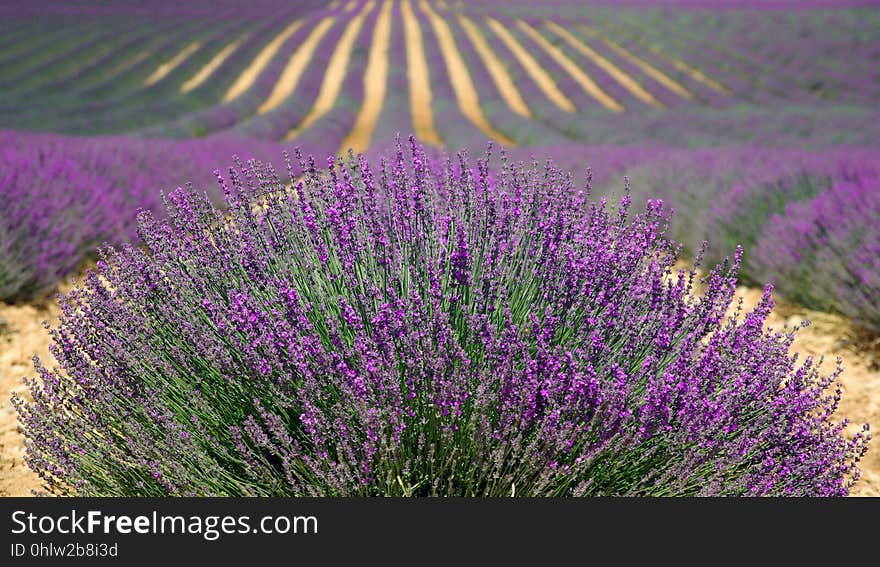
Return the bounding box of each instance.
[14,138,869,496]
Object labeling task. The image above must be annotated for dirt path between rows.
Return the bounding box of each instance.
[257,17,335,115]
[403,0,444,146]
[181,35,248,94]
[340,0,393,154]
[421,1,515,146]
[486,16,576,113]
[285,0,375,142]
[1,283,877,496]
[458,13,532,120]
[222,18,304,103]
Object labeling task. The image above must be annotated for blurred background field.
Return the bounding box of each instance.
[0,0,878,494]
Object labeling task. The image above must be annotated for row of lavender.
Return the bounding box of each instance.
[0,128,616,302]
[367,2,875,147]
[451,6,880,147]
[0,3,317,135]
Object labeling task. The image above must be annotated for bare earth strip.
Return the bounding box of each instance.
[181,34,250,94]
[143,41,202,87]
[0,301,60,496]
[485,17,576,113]
[344,0,359,11]
[341,0,393,153]
[223,19,304,103]
[577,25,695,101]
[546,20,664,109]
[401,0,443,146]
[458,14,531,119]
[420,1,515,147]
[646,45,733,95]
[583,23,732,96]
[100,49,153,86]
[258,17,336,115]
[285,1,376,142]
[516,20,623,113]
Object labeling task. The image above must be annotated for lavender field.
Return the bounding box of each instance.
[0,0,878,497]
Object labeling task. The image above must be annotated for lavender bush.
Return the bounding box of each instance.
[15,139,869,496]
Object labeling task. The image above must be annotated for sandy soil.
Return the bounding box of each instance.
[403,0,444,146]
[1,281,877,496]
[223,18,304,103]
[181,35,248,94]
[143,40,202,87]
[421,1,515,146]
[577,25,696,101]
[0,299,59,496]
[458,13,533,119]
[486,16,576,113]
[545,21,663,108]
[285,0,375,142]
[587,20,732,95]
[257,17,335,115]
[340,0,393,153]
[517,19,624,112]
